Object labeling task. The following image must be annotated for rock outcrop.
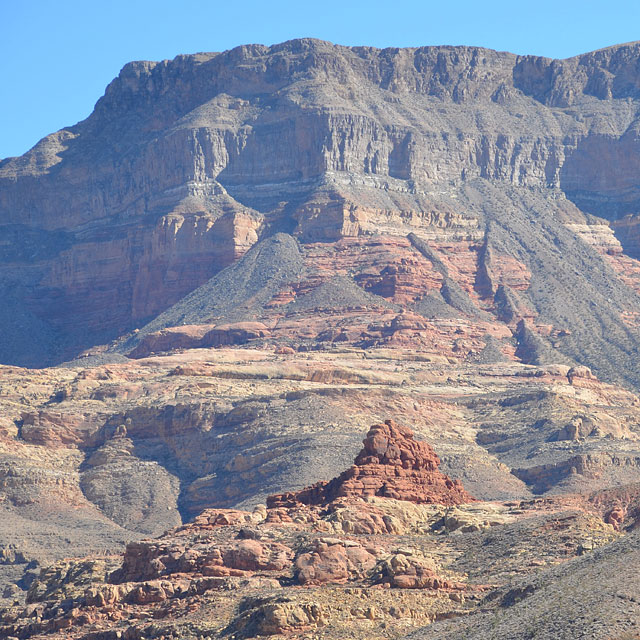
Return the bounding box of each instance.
[0,476,629,639]
[3,39,640,382]
[268,420,474,507]
[127,321,270,358]
[4,36,640,640]
[2,342,640,606]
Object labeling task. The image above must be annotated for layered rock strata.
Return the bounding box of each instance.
[268,419,474,507]
[3,39,640,377]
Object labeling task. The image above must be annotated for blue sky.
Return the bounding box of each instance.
[2,0,639,158]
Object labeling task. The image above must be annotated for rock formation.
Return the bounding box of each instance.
[3,38,640,639]
[1,338,640,606]
[268,420,474,507]
[2,39,640,388]
[0,462,630,639]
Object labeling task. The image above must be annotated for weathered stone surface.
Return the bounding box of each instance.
[128,322,270,358]
[268,420,475,507]
[4,39,640,385]
[114,534,293,583]
[232,597,327,637]
[371,550,463,590]
[295,538,378,585]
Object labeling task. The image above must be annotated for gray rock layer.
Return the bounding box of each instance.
[2,38,640,379]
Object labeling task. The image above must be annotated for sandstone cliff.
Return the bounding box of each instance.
[2,39,640,385]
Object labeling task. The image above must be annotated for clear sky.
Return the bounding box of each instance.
[2,0,639,159]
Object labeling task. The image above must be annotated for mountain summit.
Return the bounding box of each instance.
[2,39,640,384]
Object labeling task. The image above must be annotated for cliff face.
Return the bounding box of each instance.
[4,41,640,637]
[2,39,640,367]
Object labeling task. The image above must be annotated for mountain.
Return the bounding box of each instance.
[2,38,640,638]
[2,39,640,380]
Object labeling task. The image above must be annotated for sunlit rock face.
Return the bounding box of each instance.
[2,39,640,368]
[268,419,475,507]
[3,39,640,639]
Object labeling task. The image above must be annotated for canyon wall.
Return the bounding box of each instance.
[2,39,640,366]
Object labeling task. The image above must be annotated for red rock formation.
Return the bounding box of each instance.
[268,420,474,508]
[295,538,378,585]
[115,534,293,583]
[128,322,270,358]
[588,483,640,531]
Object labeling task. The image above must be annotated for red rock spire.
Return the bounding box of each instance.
[268,420,474,507]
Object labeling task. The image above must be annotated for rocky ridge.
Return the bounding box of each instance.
[3,422,635,639]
